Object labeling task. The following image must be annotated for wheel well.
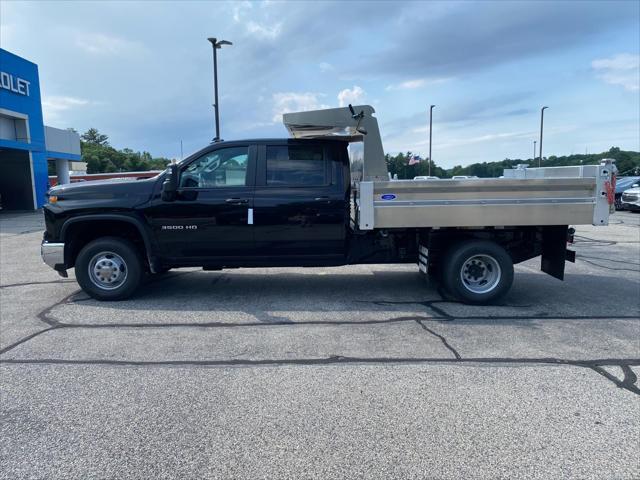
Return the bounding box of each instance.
[419,227,543,268]
[64,220,149,269]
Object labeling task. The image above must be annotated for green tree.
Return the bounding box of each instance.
[435,147,640,178]
[75,129,172,174]
[81,128,110,146]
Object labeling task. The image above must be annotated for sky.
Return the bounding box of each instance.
[1,0,639,168]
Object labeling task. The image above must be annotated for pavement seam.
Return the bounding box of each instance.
[1,250,638,401]
[0,327,60,356]
[0,280,75,289]
[1,356,639,396]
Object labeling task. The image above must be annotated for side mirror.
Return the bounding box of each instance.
[161,164,179,201]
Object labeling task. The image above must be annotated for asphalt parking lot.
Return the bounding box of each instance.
[1,211,639,479]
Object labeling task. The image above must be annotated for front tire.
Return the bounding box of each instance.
[75,237,143,300]
[441,240,514,305]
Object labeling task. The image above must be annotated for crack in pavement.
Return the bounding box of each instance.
[0,280,75,289]
[37,290,83,327]
[414,319,461,359]
[0,290,82,355]
[590,365,640,395]
[2,280,639,398]
[578,255,640,266]
[359,300,635,322]
[577,257,640,273]
[1,356,638,395]
[0,327,59,356]
[35,316,429,329]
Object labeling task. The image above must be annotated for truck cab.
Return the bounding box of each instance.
[147,139,351,267]
[42,138,354,300]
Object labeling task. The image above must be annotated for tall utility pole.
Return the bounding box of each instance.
[538,106,548,167]
[428,105,435,176]
[207,37,232,143]
[533,140,537,161]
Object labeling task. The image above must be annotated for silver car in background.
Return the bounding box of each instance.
[621,186,640,211]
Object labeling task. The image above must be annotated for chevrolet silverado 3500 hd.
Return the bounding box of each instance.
[41,105,614,303]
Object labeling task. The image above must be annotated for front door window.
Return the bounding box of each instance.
[180,146,249,188]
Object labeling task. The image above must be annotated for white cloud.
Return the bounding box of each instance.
[233,1,282,39]
[41,96,92,124]
[592,53,640,92]
[232,1,252,22]
[337,85,365,107]
[406,125,577,150]
[385,77,451,91]
[319,62,334,72]
[246,21,282,40]
[271,92,330,122]
[75,32,143,55]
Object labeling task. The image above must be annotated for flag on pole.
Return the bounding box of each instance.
[408,154,423,166]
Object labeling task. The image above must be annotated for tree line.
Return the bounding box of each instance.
[48,128,171,175]
[52,128,640,179]
[386,147,640,179]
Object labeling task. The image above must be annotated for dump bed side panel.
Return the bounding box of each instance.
[357,166,611,230]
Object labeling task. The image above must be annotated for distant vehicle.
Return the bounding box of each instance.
[615,176,640,210]
[620,186,640,212]
[413,176,440,180]
[452,175,480,180]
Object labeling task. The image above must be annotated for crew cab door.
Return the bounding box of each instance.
[148,144,256,261]
[252,142,348,260]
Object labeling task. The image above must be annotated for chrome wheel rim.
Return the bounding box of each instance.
[88,251,128,290]
[460,254,501,294]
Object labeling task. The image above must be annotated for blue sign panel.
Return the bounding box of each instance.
[0,49,48,207]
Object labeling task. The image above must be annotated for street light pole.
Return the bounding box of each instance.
[538,106,548,167]
[533,140,536,162]
[428,105,435,176]
[207,37,232,143]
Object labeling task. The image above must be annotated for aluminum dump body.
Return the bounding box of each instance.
[356,165,611,230]
[283,106,613,231]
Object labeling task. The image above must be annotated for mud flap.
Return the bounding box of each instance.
[541,225,570,280]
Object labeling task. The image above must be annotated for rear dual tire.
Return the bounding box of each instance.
[441,240,514,305]
[75,237,143,301]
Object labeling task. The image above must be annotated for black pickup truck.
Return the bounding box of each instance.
[42,137,574,303]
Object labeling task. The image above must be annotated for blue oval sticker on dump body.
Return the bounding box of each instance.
[380,194,397,200]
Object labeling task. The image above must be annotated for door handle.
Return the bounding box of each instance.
[225,198,248,204]
[314,196,330,201]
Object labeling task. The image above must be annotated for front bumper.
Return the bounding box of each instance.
[41,242,65,270]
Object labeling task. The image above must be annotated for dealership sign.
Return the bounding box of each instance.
[0,71,31,96]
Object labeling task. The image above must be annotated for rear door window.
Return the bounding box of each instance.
[266,145,328,186]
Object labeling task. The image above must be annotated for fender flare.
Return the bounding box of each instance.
[60,214,157,271]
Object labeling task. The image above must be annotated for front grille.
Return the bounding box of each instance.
[622,193,638,202]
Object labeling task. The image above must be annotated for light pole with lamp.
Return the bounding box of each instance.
[538,106,548,167]
[428,104,435,176]
[207,37,232,143]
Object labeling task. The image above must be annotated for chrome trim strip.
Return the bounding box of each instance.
[374,198,595,207]
[41,242,65,269]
